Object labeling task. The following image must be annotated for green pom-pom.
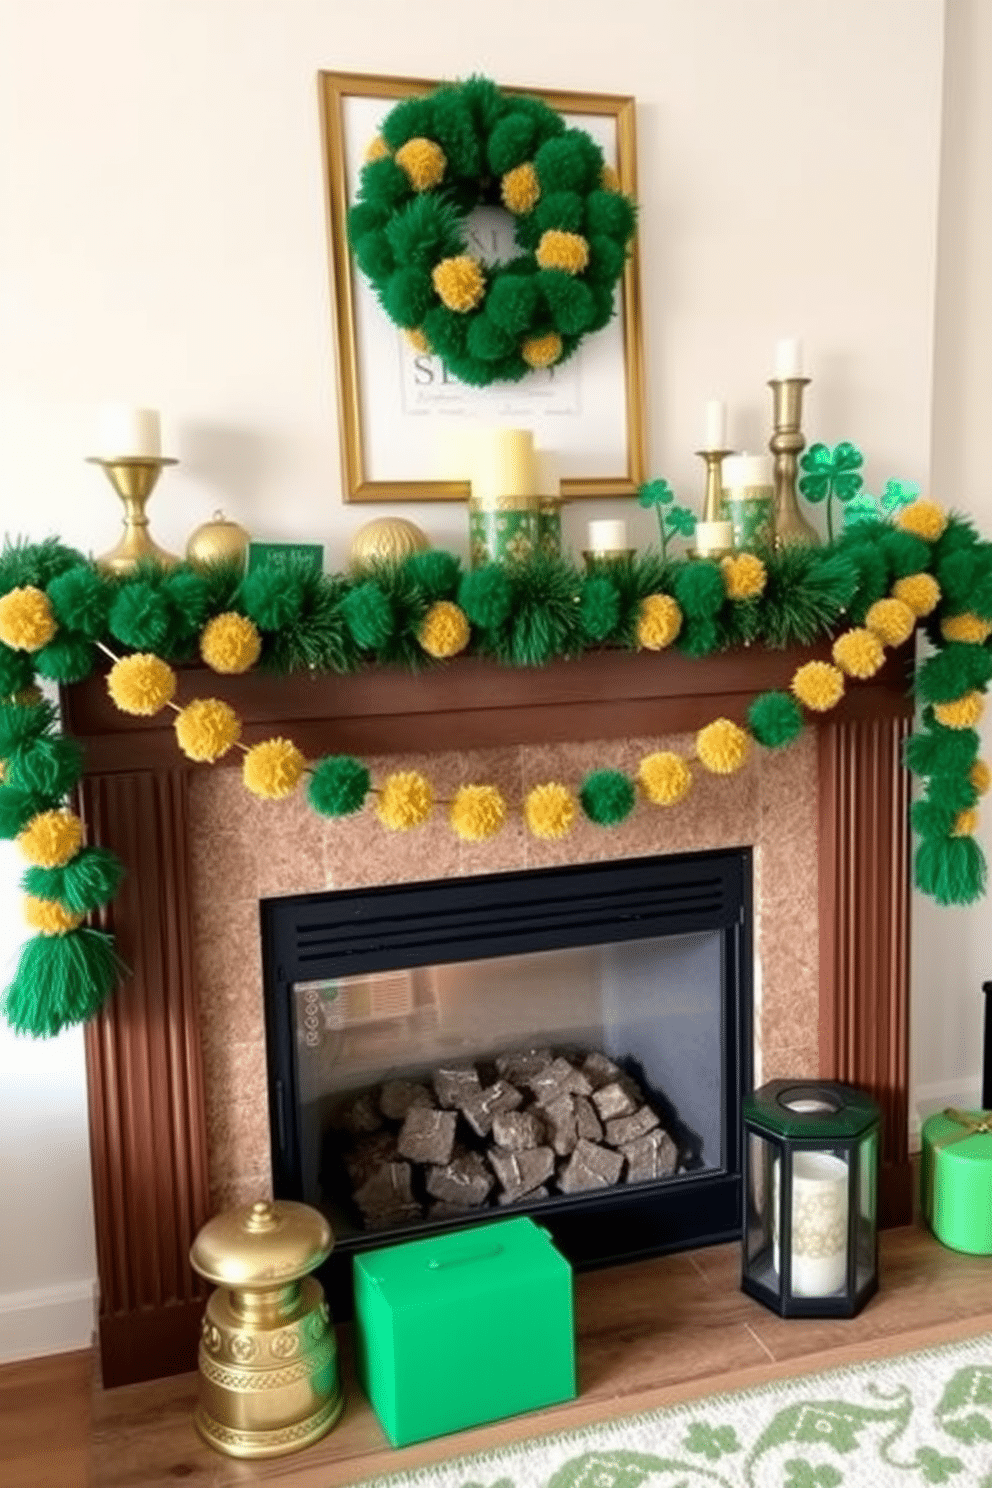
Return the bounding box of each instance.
[0,643,33,698]
[22,846,126,914]
[534,190,585,235]
[355,156,411,212]
[240,564,306,630]
[586,234,627,287]
[401,549,461,598]
[386,195,464,270]
[673,562,726,620]
[458,566,513,630]
[0,537,86,596]
[905,714,980,776]
[914,834,987,906]
[540,272,595,335]
[921,771,979,815]
[379,95,435,150]
[108,581,171,651]
[677,616,721,656]
[307,755,372,817]
[467,315,514,362]
[578,575,620,642]
[430,89,483,177]
[485,275,540,336]
[937,548,983,609]
[163,568,210,636]
[880,528,931,579]
[422,305,469,361]
[33,634,96,683]
[382,266,435,329]
[580,769,635,826]
[1,928,124,1037]
[584,189,637,243]
[487,111,537,173]
[0,698,58,755]
[46,564,111,639]
[534,130,603,194]
[748,691,805,748]
[341,581,394,650]
[347,200,390,240]
[355,231,394,281]
[0,785,51,838]
[911,798,958,838]
[5,734,83,799]
[970,569,992,621]
[916,643,992,705]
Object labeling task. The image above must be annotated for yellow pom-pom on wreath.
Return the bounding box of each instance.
[941,612,992,645]
[524,782,577,839]
[405,328,430,355]
[23,895,85,936]
[449,784,507,841]
[0,585,57,652]
[864,597,917,648]
[970,759,991,796]
[792,660,846,713]
[174,698,242,763]
[720,554,767,602]
[106,653,177,716]
[364,134,391,163]
[17,810,84,868]
[433,256,486,313]
[535,230,590,275]
[891,572,941,617]
[200,612,262,674]
[243,738,307,800]
[394,137,446,192]
[418,601,470,659]
[952,808,979,837]
[636,594,683,650]
[896,499,948,542]
[933,690,986,730]
[696,718,750,775]
[638,752,692,806]
[522,332,563,369]
[832,628,885,679]
[376,771,434,830]
[501,163,541,214]
[601,164,621,192]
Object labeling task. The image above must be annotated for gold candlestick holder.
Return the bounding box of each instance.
[695,448,734,522]
[768,379,819,548]
[88,456,181,573]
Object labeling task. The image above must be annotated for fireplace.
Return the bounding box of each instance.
[63,639,914,1385]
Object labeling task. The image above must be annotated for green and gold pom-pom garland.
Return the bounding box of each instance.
[346,76,637,386]
[3,490,992,1038]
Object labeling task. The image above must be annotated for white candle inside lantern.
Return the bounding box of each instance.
[704,399,727,451]
[774,1150,849,1297]
[695,519,733,557]
[95,404,162,459]
[587,519,628,553]
[471,426,535,506]
[774,337,804,380]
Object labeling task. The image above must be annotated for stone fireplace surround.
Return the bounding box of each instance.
[63,640,913,1387]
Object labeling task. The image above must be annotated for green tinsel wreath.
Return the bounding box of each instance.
[346,76,637,386]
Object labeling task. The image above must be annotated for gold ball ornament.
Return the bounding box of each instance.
[348,517,430,574]
[186,511,251,571]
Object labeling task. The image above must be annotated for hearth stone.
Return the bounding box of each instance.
[380,1080,433,1120]
[397,1107,457,1166]
[558,1138,626,1192]
[622,1128,679,1181]
[461,1079,525,1137]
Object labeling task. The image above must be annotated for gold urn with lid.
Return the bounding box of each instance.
[189,1199,343,1459]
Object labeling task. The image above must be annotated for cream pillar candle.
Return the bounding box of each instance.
[471,426,535,506]
[694,519,733,557]
[95,404,162,459]
[587,518,628,553]
[533,449,559,499]
[703,399,727,451]
[774,337,804,379]
[722,453,774,491]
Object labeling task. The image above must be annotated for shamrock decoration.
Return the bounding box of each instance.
[798,442,865,541]
[638,478,697,559]
[843,478,920,530]
[683,1420,739,1460]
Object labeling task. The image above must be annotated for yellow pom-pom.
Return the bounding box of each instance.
[891,572,941,617]
[791,660,846,713]
[417,601,470,659]
[720,554,768,602]
[174,699,242,763]
[952,808,979,837]
[521,332,563,369]
[896,499,948,542]
[17,810,84,868]
[501,162,541,214]
[23,895,85,936]
[0,586,57,652]
[394,137,446,191]
[243,738,307,800]
[601,164,621,192]
[535,230,590,275]
[524,782,576,839]
[832,627,885,679]
[376,771,434,830]
[432,256,485,313]
[106,653,177,716]
[638,752,692,806]
[364,134,390,163]
[941,612,992,645]
[405,327,430,354]
[970,759,991,796]
[200,612,262,674]
[933,690,986,729]
[696,718,750,775]
[449,784,507,841]
[864,597,917,648]
[636,594,683,650]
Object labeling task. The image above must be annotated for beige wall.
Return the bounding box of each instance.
[0,0,967,1358]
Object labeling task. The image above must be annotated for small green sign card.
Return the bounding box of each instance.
[247,542,324,574]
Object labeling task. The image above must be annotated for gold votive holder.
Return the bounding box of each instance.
[582,548,637,571]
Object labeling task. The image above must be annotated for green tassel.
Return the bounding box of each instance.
[2,928,124,1038]
[21,846,126,914]
[580,769,635,825]
[914,835,987,907]
[904,714,979,776]
[5,734,83,799]
[916,643,992,706]
[0,785,51,839]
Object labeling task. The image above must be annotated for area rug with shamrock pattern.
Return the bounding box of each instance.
[352,1333,992,1488]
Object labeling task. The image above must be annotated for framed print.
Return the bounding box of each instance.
[319,71,647,503]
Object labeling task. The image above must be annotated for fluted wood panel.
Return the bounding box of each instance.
[81,771,210,1386]
[818,716,913,1226]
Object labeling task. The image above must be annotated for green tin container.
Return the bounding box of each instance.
[921,1109,992,1254]
[720,488,775,551]
[353,1216,576,1447]
[537,500,562,559]
[468,497,539,568]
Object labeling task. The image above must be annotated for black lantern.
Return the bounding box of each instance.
[741,1079,880,1317]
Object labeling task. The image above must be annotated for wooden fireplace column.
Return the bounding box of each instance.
[63,642,915,1387]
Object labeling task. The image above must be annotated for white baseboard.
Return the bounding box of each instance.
[910,1078,984,1153]
[0,1279,96,1364]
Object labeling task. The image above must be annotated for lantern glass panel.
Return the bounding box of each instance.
[744,1130,777,1291]
[782,1147,850,1299]
[856,1130,878,1292]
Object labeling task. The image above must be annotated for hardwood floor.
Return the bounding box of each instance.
[2,1222,991,1488]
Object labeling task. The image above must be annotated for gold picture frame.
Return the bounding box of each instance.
[319,71,647,504]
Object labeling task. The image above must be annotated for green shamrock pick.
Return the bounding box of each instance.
[798,441,864,542]
[638,478,697,559]
[842,477,920,530]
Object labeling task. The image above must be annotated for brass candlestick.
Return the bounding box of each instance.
[695,448,734,522]
[768,379,819,548]
[89,456,180,573]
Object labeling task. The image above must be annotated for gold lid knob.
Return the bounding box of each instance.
[190,1199,334,1288]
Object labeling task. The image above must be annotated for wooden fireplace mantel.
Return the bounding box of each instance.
[64,641,915,1386]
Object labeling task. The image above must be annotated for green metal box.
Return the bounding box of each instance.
[353,1216,576,1447]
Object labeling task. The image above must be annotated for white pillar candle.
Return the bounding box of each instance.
[587,518,628,553]
[774,337,804,379]
[787,1151,849,1297]
[95,404,162,459]
[694,519,733,557]
[704,399,727,451]
[533,449,559,500]
[722,453,774,491]
[471,426,535,505]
